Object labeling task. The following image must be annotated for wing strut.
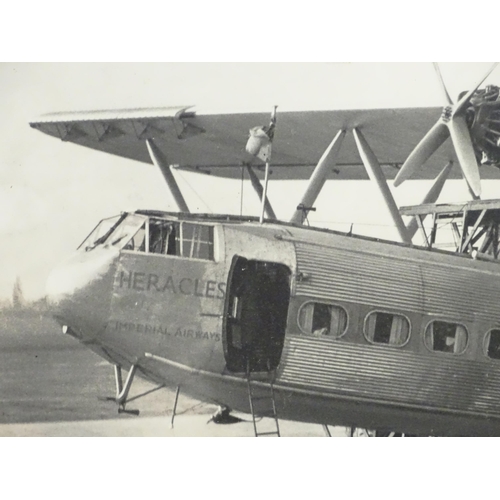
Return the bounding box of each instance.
[146,138,190,213]
[290,130,346,224]
[353,128,411,244]
[405,161,453,239]
[245,165,276,219]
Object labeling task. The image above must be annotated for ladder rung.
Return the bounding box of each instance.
[246,362,280,437]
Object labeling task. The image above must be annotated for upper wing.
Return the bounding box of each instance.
[30,106,500,181]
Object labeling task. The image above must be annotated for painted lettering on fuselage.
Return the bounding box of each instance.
[110,320,221,341]
[117,271,226,299]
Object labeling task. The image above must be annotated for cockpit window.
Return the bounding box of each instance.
[139,219,213,260]
[177,223,214,259]
[122,222,146,251]
[79,214,146,252]
[80,214,214,260]
[78,214,124,250]
[109,215,146,249]
[149,219,177,254]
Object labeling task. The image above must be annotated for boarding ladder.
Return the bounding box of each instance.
[246,359,280,437]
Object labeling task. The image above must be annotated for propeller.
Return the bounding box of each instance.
[394,63,499,197]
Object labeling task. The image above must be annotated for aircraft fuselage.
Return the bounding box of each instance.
[47,210,500,436]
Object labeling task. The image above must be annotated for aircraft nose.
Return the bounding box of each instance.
[46,248,119,341]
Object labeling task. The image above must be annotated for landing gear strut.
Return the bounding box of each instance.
[99,364,140,415]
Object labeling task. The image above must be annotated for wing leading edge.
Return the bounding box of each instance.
[30,106,500,181]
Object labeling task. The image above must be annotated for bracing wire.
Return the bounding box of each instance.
[175,170,213,213]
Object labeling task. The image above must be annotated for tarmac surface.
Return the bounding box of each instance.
[0,309,345,436]
[0,415,345,436]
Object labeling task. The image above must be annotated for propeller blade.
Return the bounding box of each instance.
[466,183,481,201]
[433,63,453,105]
[453,62,499,116]
[394,121,449,187]
[448,115,481,197]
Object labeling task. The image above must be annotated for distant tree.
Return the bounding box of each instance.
[32,296,48,313]
[12,276,25,309]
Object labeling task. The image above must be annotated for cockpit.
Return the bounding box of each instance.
[79,212,214,260]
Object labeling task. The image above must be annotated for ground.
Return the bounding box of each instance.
[0,308,344,436]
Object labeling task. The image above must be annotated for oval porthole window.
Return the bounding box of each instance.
[424,320,468,354]
[485,329,500,360]
[298,302,348,338]
[364,311,410,346]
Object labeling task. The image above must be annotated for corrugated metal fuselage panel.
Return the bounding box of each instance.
[293,237,500,323]
[278,336,500,416]
[278,231,500,422]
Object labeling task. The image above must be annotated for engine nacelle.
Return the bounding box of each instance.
[464,85,500,166]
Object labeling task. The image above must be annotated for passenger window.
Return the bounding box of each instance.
[424,320,468,354]
[298,302,347,338]
[364,312,410,346]
[177,223,214,260]
[485,329,500,360]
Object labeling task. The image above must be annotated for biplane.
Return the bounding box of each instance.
[32,64,500,436]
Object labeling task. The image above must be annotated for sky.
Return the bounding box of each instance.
[2,62,500,300]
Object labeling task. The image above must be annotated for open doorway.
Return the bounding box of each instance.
[223,256,291,373]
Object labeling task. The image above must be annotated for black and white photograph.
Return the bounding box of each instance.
[3,61,500,441]
[3,6,500,495]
